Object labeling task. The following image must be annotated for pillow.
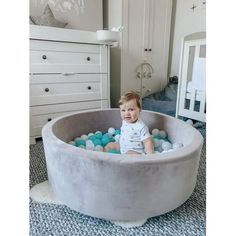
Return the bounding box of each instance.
[30,4,67,28]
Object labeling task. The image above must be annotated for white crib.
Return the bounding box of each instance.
[176,32,206,123]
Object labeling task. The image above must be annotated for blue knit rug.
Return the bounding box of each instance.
[29,128,206,236]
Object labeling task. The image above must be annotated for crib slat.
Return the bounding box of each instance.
[178,43,190,112]
[199,92,206,114]
[195,44,200,58]
[189,89,196,111]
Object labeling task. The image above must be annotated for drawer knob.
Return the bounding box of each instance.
[148,49,152,51]
[45,88,49,92]
[87,86,92,90]
[144,48,148,51]
[42,55,47,60]
[47,118,52,122]
[86,57,91,61]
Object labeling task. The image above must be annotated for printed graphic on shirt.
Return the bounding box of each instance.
[120,119,151,154]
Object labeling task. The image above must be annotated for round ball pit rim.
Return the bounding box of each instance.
[42,109,204,221]
[43,109,203,164]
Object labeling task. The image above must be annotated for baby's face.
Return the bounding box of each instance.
[120,99,140,123]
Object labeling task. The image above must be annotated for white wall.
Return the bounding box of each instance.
[170,0,206,77]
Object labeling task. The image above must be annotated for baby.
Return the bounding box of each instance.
[105,91,154,154]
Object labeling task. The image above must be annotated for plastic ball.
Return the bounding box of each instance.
[161,141,172,151]
[115,129,121,135]
[94,145,103,152]
[88,132,94,137]
[162,149,172,153]
[159,130,167,139]
[78,145,85,149]
[114,134,121,142]
[95,132,103,139]
[110,137,115,142]
[95,130,102,135]
[85,140,95,150]
[108,127,116,136]
[153,135,161,140]
[93,138,102,146]
[186,119,193,126]
[153,139,162,148]
[75,138,86,147]
[68,141,75,146]
[152,128,160,136]
[156,146,163,153]
[88,135,97,142]
[101,134,110,146]
[80,134,88,140]
[172,143,183,150]
[159,139,165,145]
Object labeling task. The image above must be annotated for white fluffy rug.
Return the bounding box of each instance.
[30,181,147,228]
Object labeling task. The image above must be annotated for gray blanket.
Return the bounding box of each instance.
[142,83,177,116]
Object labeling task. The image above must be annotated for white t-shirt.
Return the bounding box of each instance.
[119,119,152,154]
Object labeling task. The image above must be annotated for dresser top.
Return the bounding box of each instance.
[30,25,106,45]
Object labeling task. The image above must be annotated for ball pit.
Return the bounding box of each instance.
[42,109,203,221]
[69,125,182,154]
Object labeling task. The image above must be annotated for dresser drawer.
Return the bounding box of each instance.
[30,40,108,73]
[30,100,109,137]
[30,74,108,106]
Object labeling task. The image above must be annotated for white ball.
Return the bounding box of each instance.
[86,140,93,145]
[186,119,193,126]
[108,127,116,136]
[88,132,94,137]
[80,134,88,140]
[159,139,165,145]
[114,134,121,142]
[172,143,183,150]
[152,128,160,136]
[162,141,172,151]
[95,131,102,135]
[85,140,95,150]
[159,130,167,139]
[68,141,75,145]
[162,149,172,153]
[94,145,103,152]
[74,136,81,142]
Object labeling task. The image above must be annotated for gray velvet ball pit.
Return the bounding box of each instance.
[42,109,203,221]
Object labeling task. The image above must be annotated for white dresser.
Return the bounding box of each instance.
[30,25,110,144]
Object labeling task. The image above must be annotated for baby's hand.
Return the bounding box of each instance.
[143,138,154,154]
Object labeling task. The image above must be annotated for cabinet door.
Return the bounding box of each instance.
[121,0,171,97]
[142,0,172,96]
[121,0,146,95]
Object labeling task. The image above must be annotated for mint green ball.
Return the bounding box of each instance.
[115,129,121,135]
[102,134,111,146]
[95,132,103,139]
[88,135,97,142]
[93,138,102,146]
[75,138,86,147]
